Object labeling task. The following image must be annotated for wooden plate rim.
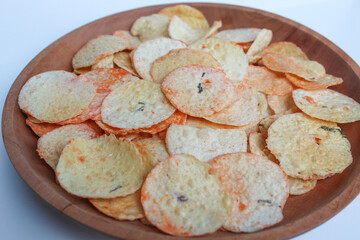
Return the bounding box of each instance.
[2,2,360,239]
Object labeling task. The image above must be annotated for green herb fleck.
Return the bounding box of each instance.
[197,83,203,93]
[259,124,265,127]
[320,126,347,138]
[109,185,122,193]
[177,195,188,202]
[321,105,328,108]
[201,72,206,77]
[136,102,145,111]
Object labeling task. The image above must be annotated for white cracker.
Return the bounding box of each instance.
[247,29,273,64]
[215,28,261,43]
[130,14,170,41]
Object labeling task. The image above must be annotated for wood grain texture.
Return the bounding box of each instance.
[2,3,360,239]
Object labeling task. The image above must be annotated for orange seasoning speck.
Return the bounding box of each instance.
[304,96,317,106]
[239,202,247,211]
[343,107,349,111]
[78,156,85,163]
[314,137,321,145]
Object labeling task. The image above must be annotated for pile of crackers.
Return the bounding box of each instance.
[18,4,360,237]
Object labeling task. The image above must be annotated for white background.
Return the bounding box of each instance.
[0,0,359,239]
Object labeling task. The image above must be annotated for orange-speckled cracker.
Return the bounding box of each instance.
[244,65,293,95]
[141,154,231,236]
[25,118,61,137]
[112,30,140,50]
[261,41,308,60]
[113,52,139,77]
[267,94,296,114]
[209,152,289,232]
[162,65,238,117]
[262,52,325,81]
[285,73,343,90]
[96,110,186,135]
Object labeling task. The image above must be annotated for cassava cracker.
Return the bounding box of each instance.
[261,41,308,60]
[150,48,221,83]
[263,52,325,81]
[141,154,231,236]
[133,37,187,81]
[113,51,139,76]
[292,89,360,123]
[91,54,114,69]
[190,38,248,82]
[162,65,237,117]
[289,177,317,195]
[18,71,96,123]
[285,73,343,90]
[37,124,99,170]
[246,29,273,64]
[25,118,60,137]
[209,152,289,232]
[112,30,140,50]
[56,135,142,198]
[249,132,278,163]
[267,113,352,180]
[101,80,175,129]
[215,28,261,43]
[130,14,170,41]
[267,94,296,114]
[166,124,247,162]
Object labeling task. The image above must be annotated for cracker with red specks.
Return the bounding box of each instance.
[289,177,317,195]
[293,89,360,123]
[112,30,140,50]
[132,37,187,81]
[72,35,128,70]
[25,118,61,137]
[190,38,248,82]
[56,134,143,198]
[37,124,100,170]
[162,65,237,117]
[18,71,96,123]
[166,124,247,162]
[263,52,325,81]
[245,65,293,95]
[150,48,222,83]
[267,113,352,180]
[102,80,176,129]
[215,28,261,43]
[267,93,296,114]
[209,152,289,232]
[141,154,232,236]
[96,110,186,136]
[286,73,343,90]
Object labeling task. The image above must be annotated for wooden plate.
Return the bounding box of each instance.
[2,3,360,239]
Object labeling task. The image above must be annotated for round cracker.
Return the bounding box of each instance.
[37,124,99,170]
[25,118,60,137]
[150,48,221,83]
[166,124,247,162]
[267,93,296,114]
[169,16,221,44]
[112,30,140,50]
[292,89,360,123]
[141,154,231,236]
[113,51,139,76]
[133,37,187,81]
[18,71,96,123]
[215,28,261,43]
[162,65,237,117]
[263,52,326,81]
[249,132,278,163]
[267,113,352,180]
[190,38,248,82]
[285,73,343,90]
[159,4,209,29]
[204,84,260,126]
[56,134,143,198]
[101,80,175,129]
[89,190,143,221]
[261,41,308,60]
[130,14,170,41]
[245,65,293,95]
[246,29,273,64]
[289,177,317,195]
[209,152,289,232]
[72,35,127,70]
[91,54,114,69]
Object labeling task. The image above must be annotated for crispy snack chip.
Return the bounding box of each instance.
[18,71,96,123]
[150,48,221,83]
[56,135,143,198]
[159,4,210,29]
[293,89,360,123]
[166,124,247,162]
[72,35,127,70]
[215,28,261,43]
[162,65,238,117]
[289,177,317,195]
[91,54,114,69]
[267,94,296,114]
[112,30,140,50]
[25,118,61,137]
[286,73,343,90]
[263,52,326,81]
[261,41,308,60]
[190,38,248,82]
[267,113,352,180]
[113,52,139,76]
[102,80,175,129]
[245,65,293,95]
[130,14,170,41]
[204,84,260,126]
[141,154,231,236]
[37,124,99,170]
[133,37,187,81]
[249,132,278,163]
[169,16,221,44]
[209,152,289,232]
[246,29,273,64]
